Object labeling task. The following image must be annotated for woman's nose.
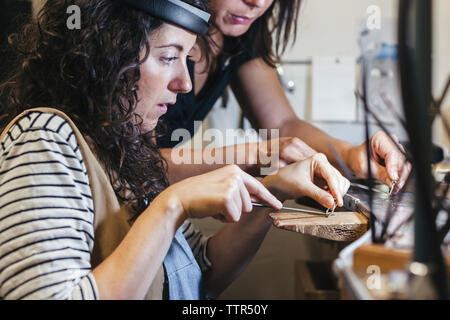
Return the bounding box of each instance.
[168,68,192,94]
[243,0,267,8]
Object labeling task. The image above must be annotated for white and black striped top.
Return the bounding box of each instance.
[0,111,211,300]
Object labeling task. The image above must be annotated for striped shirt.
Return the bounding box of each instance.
[0,111,211,300]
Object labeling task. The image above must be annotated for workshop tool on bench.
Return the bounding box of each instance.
[325,200,337,217]
[389,180,398,196]
[343,193,371,220]
[251,203,335,217]
[351,182,388,195]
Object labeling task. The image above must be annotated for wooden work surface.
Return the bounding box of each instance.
[269,199,368,242]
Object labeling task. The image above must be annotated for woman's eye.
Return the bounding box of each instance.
[161,57,179,64]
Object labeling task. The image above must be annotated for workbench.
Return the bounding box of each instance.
[269,186,450,299]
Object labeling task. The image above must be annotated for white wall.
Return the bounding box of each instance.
[209,0,450,149]
[283,0,402,144]
[208,0,405,147]
[288,0,450,150]
[284,0,398,60]
[432,0,450,152]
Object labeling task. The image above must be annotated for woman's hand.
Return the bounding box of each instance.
[247,137,317,176]
[260,137,317,166]
[262,153,350,209]
[345,131,412,194]
[159,165,283,223]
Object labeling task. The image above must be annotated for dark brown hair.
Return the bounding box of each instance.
[0,0,208,215]
[207,0,302,68]
[248,0,302,66]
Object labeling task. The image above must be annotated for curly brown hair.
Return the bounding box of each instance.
[0,0,208,216]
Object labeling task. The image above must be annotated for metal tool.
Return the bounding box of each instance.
[251,203,330,216]
[343,194,371,220]
[351,182,388,195]
[325,200,337,217]
[389,180,398,195]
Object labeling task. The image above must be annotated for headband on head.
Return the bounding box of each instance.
[120,0,211,35]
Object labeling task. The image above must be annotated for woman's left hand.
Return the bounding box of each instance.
[261,153,350,209]
[345,131,412,194]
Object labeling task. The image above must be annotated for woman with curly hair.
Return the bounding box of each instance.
[0,0,349,300]
[158,0,412,194]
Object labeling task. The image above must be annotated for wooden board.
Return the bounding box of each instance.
[269,200,368,242]
[269,187,422,242]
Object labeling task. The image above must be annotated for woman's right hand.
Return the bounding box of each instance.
[160,165,283,223]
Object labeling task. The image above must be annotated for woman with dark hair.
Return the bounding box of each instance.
[0,0,349,300]
[158,0,412,194]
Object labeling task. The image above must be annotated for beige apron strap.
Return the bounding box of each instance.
[1,107,165,300]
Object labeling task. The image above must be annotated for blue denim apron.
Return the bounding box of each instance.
[163,228,205,300]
